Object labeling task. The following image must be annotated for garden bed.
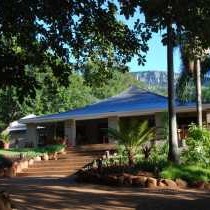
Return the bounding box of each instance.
[0,144,65,159]
[76,155,210,190]
[0,144,65,178]
[77,164,210,190]
[76,123,210,191]
[77,164,178,187]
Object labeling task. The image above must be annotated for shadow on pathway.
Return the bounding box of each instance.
[1,176,210,210]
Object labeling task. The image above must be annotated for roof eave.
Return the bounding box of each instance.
[20,103,210,125]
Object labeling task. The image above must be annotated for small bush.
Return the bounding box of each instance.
[181,124,210,166]
[135,141,168,173]
[149,141,168,163]
[43,144,65,154]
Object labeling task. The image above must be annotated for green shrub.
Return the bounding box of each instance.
[107,119,154,166]
[103,141,169,173]
[0,129,10,143]
[136,159,168,174]
[32,144,65,154]
[0,148,43,159]
[149,141,168,163]
[42,144,65,154]
[117,139,168,175]
[135,141,168,172]
[0,144,65,159]
[115,145,129,165]
[181,124,210,166]
[161,164,210,183]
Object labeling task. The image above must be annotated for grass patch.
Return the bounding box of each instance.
[0,148,42,159]
[161,164,210,183]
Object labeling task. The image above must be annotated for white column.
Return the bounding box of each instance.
[206,111,210,128]
[26,124,37,147]
[155,112,165,142]
[108,116,119,144]
[64,120,76,146]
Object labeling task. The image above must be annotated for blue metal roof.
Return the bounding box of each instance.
[20,86,199,124]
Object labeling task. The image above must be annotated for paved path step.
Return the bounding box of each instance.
[18,170,77,177]
[17,147,104,177]
[32,162,90,167]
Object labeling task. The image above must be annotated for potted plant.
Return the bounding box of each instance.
[0,129,10,149]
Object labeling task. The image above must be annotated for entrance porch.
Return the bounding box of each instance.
[25,110,210,148]
[26,114,162,147]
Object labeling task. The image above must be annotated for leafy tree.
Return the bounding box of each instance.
[81,50,129,88]
[176,35,210,127]
[92,70,145,99]
[107,119,154,166]
[0,66,96,129]
[0,87,23,130]
[0,36,73,99]
[21,73,96,115]
[175,4,210,127]
[0,62,146,129]
[21,70,145,115]
[0,0,150,97]
[118,0,210,163]
[119,0,181,163]
[55,74,97,113]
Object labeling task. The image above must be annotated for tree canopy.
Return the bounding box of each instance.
[117,0,210,163]
[0,0,151,97]
[0,67,146,130]
[119,0,210,52]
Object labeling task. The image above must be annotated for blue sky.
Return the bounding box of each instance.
[116,7,182,73]
[127,33,182,73]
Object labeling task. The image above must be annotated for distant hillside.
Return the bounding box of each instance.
[131,71,180,87]
[131,70,210,97]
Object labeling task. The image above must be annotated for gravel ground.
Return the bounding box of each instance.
[0,177,210,210]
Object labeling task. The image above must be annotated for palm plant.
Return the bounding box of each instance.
[176,36,210,127]
[107,119,154,166]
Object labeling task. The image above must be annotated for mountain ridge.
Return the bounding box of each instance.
[131,71,180,87]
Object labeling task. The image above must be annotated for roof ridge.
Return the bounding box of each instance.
[146,91,167,99]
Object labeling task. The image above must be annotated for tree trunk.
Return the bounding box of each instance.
[195,58,202,127]
[167,21,179,164]
[127,149,135,167]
